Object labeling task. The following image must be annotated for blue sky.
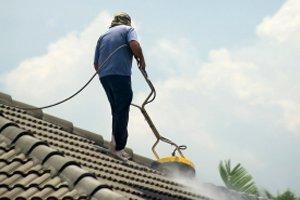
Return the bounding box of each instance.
[1,0,284,73]
[1,0,299,196]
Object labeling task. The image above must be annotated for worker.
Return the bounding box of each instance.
[94,12,146,161]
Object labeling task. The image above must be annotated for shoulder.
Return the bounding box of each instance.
[111,25,135,33]
[125,26,136,34]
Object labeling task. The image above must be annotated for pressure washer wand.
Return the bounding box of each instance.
[131,68,186,160]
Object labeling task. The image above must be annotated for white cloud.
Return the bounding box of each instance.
[0,11,115,141]
[136,0,300,190]
[148,38,201,77]
[147,0,300,136]
[256,0,300,42]
[2,11,112,103]
[276,100,300,134]
[1,1,300,193]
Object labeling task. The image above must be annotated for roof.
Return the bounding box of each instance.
[0,92,209,200]
[0,91,267,200]
[0,122,122,200]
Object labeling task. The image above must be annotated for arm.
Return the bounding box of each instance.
[129,40,146,69]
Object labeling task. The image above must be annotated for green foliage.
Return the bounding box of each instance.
[218,159,258,195]
[277,190,298,200]
[263,189,299,200]
[218,160,299,199]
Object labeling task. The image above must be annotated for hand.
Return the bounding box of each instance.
[137,58,146,70]
[139,61,146,70]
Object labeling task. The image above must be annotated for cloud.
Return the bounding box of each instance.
[2,11,112,103]
[140,0,300,191]
[147,0,300,137]
[276,100,300,134]
[148,38,201,78]
[256,0,300,43]
[1,0,300,193]
[0,11,116,141]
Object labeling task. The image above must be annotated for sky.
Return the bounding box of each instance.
[0,0,299,195]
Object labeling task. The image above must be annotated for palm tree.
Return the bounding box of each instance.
[218,159,258,195]
[263,190,300,200]
[277,190,298,200]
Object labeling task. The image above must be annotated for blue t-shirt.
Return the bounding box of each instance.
[94,25,138,78]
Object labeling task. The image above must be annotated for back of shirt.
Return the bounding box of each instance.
[94,25,138,78]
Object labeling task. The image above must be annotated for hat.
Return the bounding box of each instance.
[110,12,131,27]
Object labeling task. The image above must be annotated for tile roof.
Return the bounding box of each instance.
[0,92,266,200]
[0,92,208,200]
[0,113,124,200]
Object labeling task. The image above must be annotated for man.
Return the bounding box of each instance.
[94,12,146,161]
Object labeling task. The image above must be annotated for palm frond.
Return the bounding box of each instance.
[218,159,258,195]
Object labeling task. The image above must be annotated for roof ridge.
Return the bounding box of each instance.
[0,115,125,200]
